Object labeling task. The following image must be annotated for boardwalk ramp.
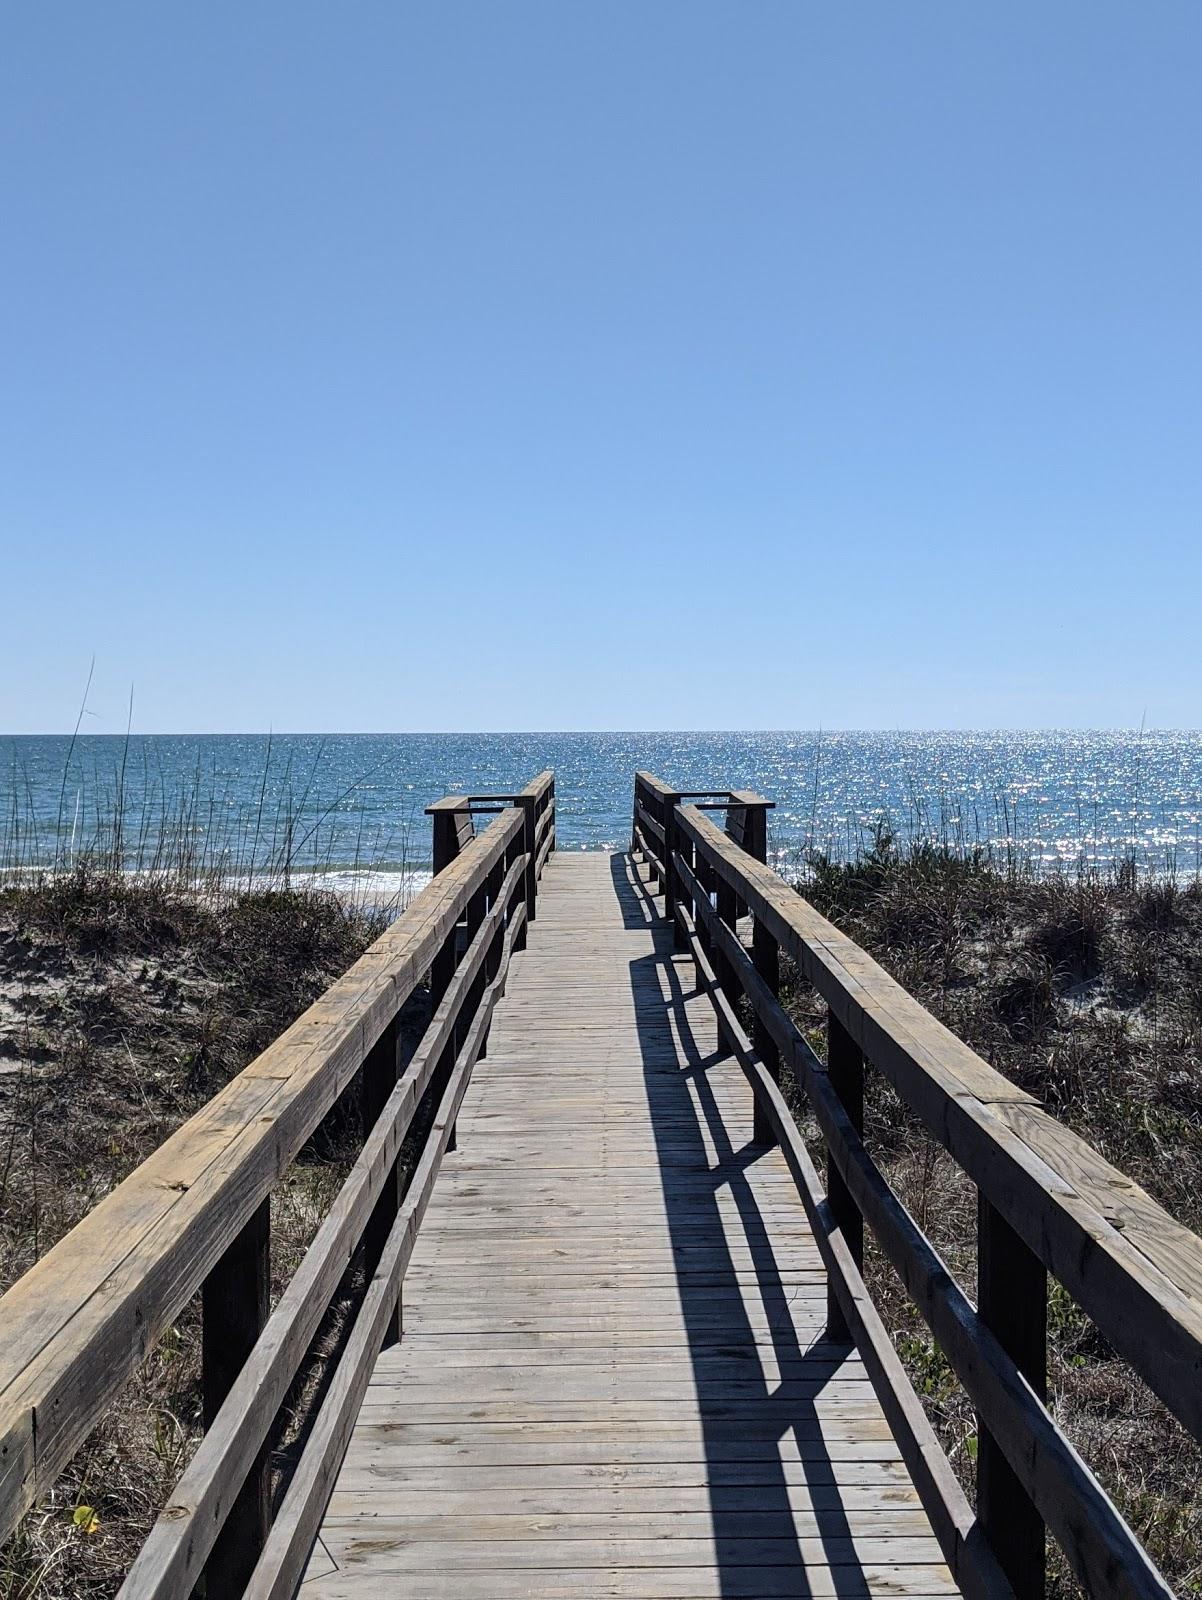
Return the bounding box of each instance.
[304,853,957,1598]
[2,768,1199,1600]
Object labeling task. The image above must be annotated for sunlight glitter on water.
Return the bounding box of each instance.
[5,730,1202,878]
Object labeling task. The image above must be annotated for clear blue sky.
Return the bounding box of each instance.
[3,3,1199,733]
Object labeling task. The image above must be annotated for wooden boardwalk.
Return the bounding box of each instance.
[303,853,960,1598]
[6,770,1196,1597]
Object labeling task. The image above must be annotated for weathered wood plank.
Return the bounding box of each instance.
[302,1567,959,1599]
[311,852,962,1599]
[0,808,526,1540]
[675,803,1202,1447]
[674,816,1178,1600]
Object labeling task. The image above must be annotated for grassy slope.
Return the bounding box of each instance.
[2,852,1200,1595]
[0,871,388,1599]
[786,834,1202,1597]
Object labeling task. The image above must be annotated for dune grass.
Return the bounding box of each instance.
[0,865,399,1599]
[2,781,1200,1595]
[781,831,1202,1597]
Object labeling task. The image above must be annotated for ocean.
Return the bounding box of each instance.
[4,731,1201,897]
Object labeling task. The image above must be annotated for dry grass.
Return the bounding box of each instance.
[0,868,392,1599]
[5,836,1201,1594]
[781,832,1202,1597]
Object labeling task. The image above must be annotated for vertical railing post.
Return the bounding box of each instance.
[978,1197,1047,1597]
[733,799,769,865]
[664,791,682,947]
[201,1199,270,1593]
[752,916,780,1145]
[678,818,702,956]
[427,797,471,1155]
[430,803,468,875]
[464,876,488,1019]
[725,794,777,1133]
[713,864,738,1060]
[484,839,507,988]
[362,1017,403,1347]
[427,798,471,1013]
[447,871,488,1153]
[825,1013,864,1343]
[516,792,536,948]
[506,822,525,932]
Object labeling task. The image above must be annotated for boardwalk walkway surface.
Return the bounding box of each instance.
[304,853,960,1598]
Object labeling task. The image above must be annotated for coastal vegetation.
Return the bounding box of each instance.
[0,811,1200,1595]
[784,832,1202,1597]
[0,867,395,1597]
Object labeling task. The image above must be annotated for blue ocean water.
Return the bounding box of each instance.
[4,731,1202,890]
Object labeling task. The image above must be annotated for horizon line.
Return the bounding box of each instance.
[0,726,1192,739]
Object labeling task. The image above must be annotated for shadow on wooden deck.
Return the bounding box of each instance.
[612,853,876,1599]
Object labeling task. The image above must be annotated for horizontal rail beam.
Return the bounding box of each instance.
[242,900,526,1600]
[674,803,1202,1446]
[0,805,526,1543]
[634,800,666,848]
[673,848,1173,1600]
[117,851,528,1600]
[669,891,1013,1600]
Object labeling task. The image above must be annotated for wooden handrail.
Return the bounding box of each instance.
[630,772,1199,1600]
[12,754,1193,1598]
[0,772,554,1593]
[666,874,1014,1600]
[671,842,1167,1600]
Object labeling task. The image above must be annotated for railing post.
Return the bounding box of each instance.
[446,872,489,1152]
[362,1018,402,1347]
[664,791,683,947]
[728,792,771,867]
[427,799,467,1155]
[825,1013,863,1343]
[430,802,469,875]
[978,1196,1047,1597]
[723,793,779,1138]
[516,793,536,947]
[428,799,468,1015]
[201,1199,270,1593]
[752,916,780,1145]
[713,867,739,1059]
[484,840,507,987]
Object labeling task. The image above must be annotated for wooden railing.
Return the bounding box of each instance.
[633,768,1202,1600]
[0,770,554,1598]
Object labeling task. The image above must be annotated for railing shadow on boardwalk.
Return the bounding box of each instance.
[609,851,874,1600]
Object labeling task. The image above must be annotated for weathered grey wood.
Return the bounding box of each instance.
[246,905,524,1600]
[311,853,963,1600]
[673,803,1202,1442]
[672,811,1179,1600]
[751,915,779,1145]
[670,895,1008,1600]
[427,796,477,871]
[27,751,1188,1600]
[634,799,666,848]
[201,1198,270,1596]
[725,790,773,862]
[977,1196,1047,1598]
[826,1013,864,1344]
[118,857,531,1600]
[361,1019,402,1349]
[0,802,533,1545]
[515,770,554,932]
[299,1569,960,1598]
[513,797,535,947]
[535,825,554,878]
